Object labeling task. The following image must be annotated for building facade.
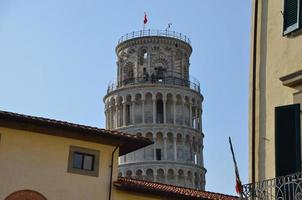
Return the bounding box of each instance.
[103,30,206,190]
[0,110,152,200]
[0,110,236,200]
[244,0,302,199]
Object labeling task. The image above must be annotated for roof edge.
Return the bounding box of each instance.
[0,110,153,155]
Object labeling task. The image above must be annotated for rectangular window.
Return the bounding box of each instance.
[275,104,301,177]
[72,152,95,171]
[68,146,100,177]
[283,0,302,35]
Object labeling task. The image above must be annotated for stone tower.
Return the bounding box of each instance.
[104,30,206,190]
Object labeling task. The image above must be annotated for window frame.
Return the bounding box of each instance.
[283,0,302,36]
[67,146,100,177]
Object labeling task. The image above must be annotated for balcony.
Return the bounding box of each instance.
[106,73,201,94]
[117,29,191,45]
[242,172,302,199]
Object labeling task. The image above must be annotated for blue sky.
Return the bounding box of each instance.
[0,0,251,195]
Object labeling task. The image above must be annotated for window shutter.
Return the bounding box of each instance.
[283,0,300,35]
[275,104,301,177]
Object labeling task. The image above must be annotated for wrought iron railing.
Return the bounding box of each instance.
[106,74,200,94]
[117,29,191,45]
[242,172,302,200]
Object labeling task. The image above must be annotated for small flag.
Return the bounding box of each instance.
[144,12,148,24]
[229,137,243,195]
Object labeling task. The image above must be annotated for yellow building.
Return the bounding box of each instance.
[0,110,236,200]
[245,0,302,199]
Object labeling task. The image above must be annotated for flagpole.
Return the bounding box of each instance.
[229,137,243,198]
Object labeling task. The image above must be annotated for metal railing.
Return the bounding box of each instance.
[106,74,200,94]
[117,29,191,45]
[242,172,302,200]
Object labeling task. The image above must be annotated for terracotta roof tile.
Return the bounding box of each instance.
[114,177,238,200]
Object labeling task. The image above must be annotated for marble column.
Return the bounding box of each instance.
[195,107,199,129]
[189,103,192,127]
[122,102,126,126]
[163,97,167,124]
[115,104,119,128]
[173,136,177,161]
[109,106,112,129]
[153,98,156,124]
[164,136,167,160]
[153,136,157,160]
[142,98,145,124]
[173,100,176,124]
[181,102,185,125]
[132,100,135,124]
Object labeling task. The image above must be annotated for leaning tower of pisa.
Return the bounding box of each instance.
[104,29,206,190]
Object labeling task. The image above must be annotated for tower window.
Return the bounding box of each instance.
[139,49,147,65]
[156,149,162,160]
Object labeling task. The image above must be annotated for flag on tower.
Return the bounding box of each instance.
[229,137,243,195]
[144,12,148,24]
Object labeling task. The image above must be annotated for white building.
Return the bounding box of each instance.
[104,30,206,190]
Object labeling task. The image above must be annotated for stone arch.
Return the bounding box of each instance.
[146,168,154,181]
[176,133,184,161]
[194,172,199,189]
[5,190,47,200]
[125,170,133,178]
[185,135,192,161]
[145,92,153,124]
[145,132,154,160]
[166,132,174,160]
[156,168,165,183]
[134,93,143,123]
[186,171,193,188]
[153,58,168,81]
[192,136,198,164]
[166,93,174,124]
[125,95,132,125]
[135,169,143,179]
[156,132,164,160]
[156,93,164,123]
[178,169,185,186]
[167,169,175,184]
[138,47,148,65]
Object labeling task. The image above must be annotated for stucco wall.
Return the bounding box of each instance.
[250,0,302,182]
[0,127,119,200]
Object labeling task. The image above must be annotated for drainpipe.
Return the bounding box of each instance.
[251,0,259,195]
[109,145,119,200]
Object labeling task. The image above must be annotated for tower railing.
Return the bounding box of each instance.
[118,29,191,45]
[106,73,200,94]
